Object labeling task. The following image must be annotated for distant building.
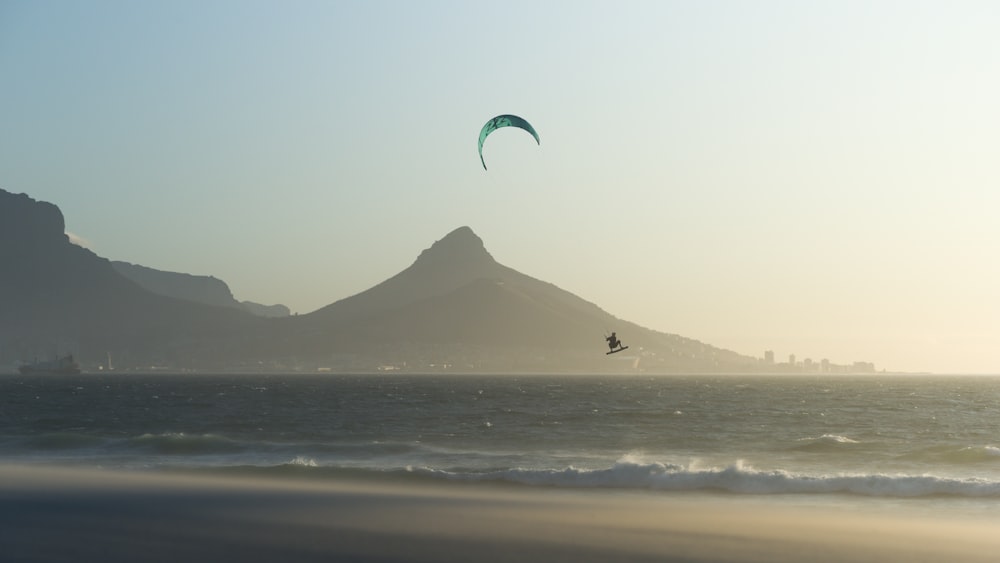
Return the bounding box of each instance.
[788,354,796,366]
[852,361,876,373]
[764,350,774,364]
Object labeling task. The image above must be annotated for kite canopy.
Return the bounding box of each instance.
[478,114,540,170]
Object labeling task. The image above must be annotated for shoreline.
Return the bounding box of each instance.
[3,464,999,563]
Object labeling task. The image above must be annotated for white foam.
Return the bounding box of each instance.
[287,456,318,467]
[818,434,860,444]
[407,458,1000,498]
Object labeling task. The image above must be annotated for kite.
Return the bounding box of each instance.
[477,114,540,170]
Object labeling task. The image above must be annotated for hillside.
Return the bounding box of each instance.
[0,190,264,370]
[112,261,290,317]
[1,189,757,373]
[276,227,756,372]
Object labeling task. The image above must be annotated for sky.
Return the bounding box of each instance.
[2,0,998,374]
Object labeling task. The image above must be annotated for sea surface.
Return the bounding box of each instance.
[2,373,999,515]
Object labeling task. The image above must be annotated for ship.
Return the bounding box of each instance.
[18,354,82,375]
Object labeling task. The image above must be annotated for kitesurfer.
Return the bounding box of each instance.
[606,332,624,352]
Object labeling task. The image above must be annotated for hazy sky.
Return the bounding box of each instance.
[3,1,998,373]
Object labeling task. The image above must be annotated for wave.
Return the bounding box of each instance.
[404,458,1000,498]
[4,429,439,463]
[177,459,414,483]
[789,434,862,452]
[173,455,1000,499]
[117,433,418,457]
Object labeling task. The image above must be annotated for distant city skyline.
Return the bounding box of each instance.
[760,349,876,374]
[3,1,998,373]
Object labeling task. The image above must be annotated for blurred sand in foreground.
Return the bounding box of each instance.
[1,464,997,563]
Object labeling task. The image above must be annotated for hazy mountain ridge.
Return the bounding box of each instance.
[279,226,754,372]
[239,301,291,318]
[303,227,619,330]
[0,190,265,369]
[111,261,290,318]
[1,189,758,373]
[302,226,506,327]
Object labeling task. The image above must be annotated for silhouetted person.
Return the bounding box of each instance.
[606,332,624,352]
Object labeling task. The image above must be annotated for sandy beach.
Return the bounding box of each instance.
[1,464,997,563]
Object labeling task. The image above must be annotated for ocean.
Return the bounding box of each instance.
[2,373,999,515]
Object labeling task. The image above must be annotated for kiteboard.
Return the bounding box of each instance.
[606,346,629,355]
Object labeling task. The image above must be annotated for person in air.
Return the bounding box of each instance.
[606,332,624,352]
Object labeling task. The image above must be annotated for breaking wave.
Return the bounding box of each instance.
[790,434,862,452]
[403,458,1000,498]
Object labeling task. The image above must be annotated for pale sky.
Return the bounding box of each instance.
[2,1,998,374]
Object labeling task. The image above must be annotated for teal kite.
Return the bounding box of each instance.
[478,114,540,170]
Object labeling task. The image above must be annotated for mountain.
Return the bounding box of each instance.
[111,261,290,317]
[1,189,759,373]
[0,190,265,370]
[239,301,291,318]
[279,227,756,372]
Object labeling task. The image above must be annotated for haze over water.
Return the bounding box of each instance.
[5,373,999,517]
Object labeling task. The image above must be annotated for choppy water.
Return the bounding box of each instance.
[2,373,999,507]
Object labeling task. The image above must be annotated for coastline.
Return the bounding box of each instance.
[2,464,998,563]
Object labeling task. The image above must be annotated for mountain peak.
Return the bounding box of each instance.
[414,226,494,267]
[0,190,68,251]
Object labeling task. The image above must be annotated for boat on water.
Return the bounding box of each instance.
[18,354,82,375]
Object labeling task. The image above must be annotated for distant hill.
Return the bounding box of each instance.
[111,261,290,318]
[1,188,759,373]
[239,301,291,318]
[280,226,757,372]
[0,189,264,370]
